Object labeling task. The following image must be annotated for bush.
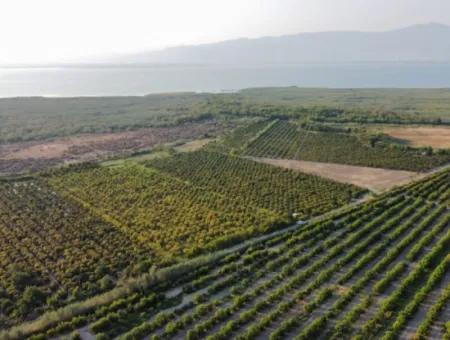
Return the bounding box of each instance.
[99,275,115,291]
[96,333,108,340]
[70,331,82,340]
[17,287,47,316]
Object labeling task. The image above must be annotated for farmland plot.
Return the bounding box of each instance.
[147,151,363,217]
[5,168,448,340]
[243,120,450,172]
[0,180,147,328]
[49,153,362,260]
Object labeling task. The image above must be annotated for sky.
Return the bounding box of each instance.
[1,0,450,64]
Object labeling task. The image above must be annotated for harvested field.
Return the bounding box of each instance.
[249,157,423,192]
[0,120,228,174]
[1,134,125,160]
[385,127,450,149]
[174,138,214,152]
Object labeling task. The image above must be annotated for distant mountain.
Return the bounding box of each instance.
[119,23,450,65]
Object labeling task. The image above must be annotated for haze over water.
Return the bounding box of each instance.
[1,63,450,98]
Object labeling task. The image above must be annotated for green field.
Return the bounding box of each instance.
[1,88,449,339]
[241,120,450,171]
[239,87,450,121]
[50,153,362,258]
[0,94,210,142]
[147,151,362,217]
[0,180,148,328]
[2,168,448,340]
[2,88,450,143]
[0,151,363,329]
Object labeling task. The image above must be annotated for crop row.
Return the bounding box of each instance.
[2,169,449,339]
[19,188,396,339]
[243,120,450,171]
[147,150,363,217]
[112,196,422,339]
[0,180,147,328]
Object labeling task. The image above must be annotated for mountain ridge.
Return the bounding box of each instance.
[117,23,450,65]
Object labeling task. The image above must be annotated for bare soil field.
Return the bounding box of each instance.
[249,157,423,192]
[0,120,227,174]
[385,127,450,149]
[173,138,214,152]
[2,134,125,160]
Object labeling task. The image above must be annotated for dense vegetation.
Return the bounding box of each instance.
[1,88,449,338]
[206,119,272,154]
[147,151,361,217]
[0,141,363,329]
[242,120,450,171]
[238,87,450,123]
[0,94,213,142]
[49,153,361,260]
[3,168,448,340]
[49,164,282,259]
[0,180,148,328]
[2,87,450,143]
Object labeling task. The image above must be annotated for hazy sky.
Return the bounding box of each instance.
[2,0,450,64]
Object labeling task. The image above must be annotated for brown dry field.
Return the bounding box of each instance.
[385,127,450,149]
[174,138,214,152]
[250,157,423,193]
[0,121,227,174]
[2,133,127,160]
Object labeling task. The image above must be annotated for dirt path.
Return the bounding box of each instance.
[399,273,450,340]
[78,326,95,340]
[427,296,450,340]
